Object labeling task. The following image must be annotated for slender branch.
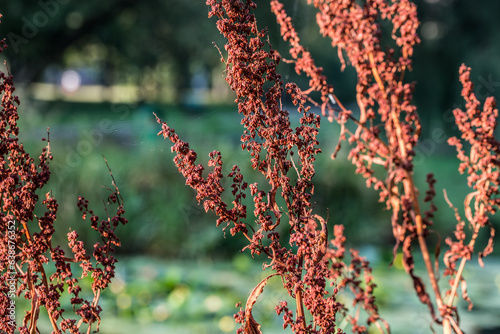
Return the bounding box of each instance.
[449,317,463,334]
[445,207,482,308]
[368,52,387,99]
[21,220,60,333]
[295,256,306,329]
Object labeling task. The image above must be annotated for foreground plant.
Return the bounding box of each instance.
[0,17,128,333]
[158,0,498,333]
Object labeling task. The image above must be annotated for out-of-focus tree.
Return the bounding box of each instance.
[0,0,499,112]
[0,0,225,103]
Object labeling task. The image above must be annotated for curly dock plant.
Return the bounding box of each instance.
[0,16,128,333]
[158,1,498,333]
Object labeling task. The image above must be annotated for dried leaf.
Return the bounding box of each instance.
[244,273,278,334]
[463,191,477,224]
[460,277,473,311]
[432,231,442,281]
[402,235,436,319]
[478,226,495,267]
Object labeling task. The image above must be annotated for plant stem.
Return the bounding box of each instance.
[446,207,482,308]
[295,256,306,329]
[22,221,60,333]
[368,51,450,332]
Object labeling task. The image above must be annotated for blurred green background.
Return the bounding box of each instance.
[1,0,499,333]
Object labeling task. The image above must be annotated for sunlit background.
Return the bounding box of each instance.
[1,0,499,333]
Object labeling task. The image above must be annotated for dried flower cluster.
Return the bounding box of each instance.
[443,64,498,312]
[158,1,498,334]
[0,20,128,334]
[158,0,389,332]
[272,1,497,333]
[272,0,443,325]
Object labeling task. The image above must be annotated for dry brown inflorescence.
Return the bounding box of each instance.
[0,14,128,334]
[158,1,498,333]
